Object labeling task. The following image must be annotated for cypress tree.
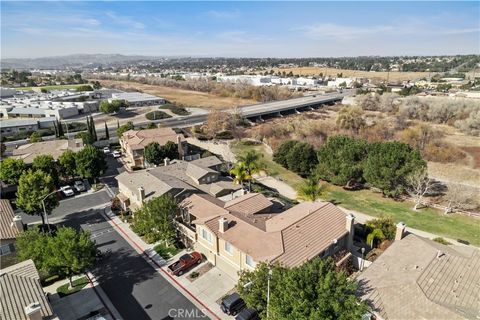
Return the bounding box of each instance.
[57,120,64,137]
[117,119,120,129]
[90,117,97,142]
[104,122,110,140]
[53,121,59,138]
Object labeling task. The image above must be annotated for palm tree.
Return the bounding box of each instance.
[229,162,251,190]
[237,151,263,191]
[367,229,385,248]
[296,177,325,201]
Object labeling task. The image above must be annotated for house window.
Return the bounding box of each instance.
[245,255,255,267]
[224,242,233,255]
[201,228,212,243]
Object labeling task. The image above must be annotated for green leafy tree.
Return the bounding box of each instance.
[48,227,96,288]
[29,131,42,142]
[273,140,299,167]
[0,158,25,184]
[111,99,127,110]
[363,141,426,197]
[286,141,317,177]
[132,195,178,244]
[75,131,94,145]
[99,101,120,114]
[58,150,77,180]
[144,142,164,166]
[32,154,59,186]
[296,177,325,201]
[117,121,134,137]
[238,258,366,320]
[16,229,50,273]
[75,145,107,181]
[16,170,58,226]
[237,151,262,191]
[316,135,368,186]
[162,141,179,160]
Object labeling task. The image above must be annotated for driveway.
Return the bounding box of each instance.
[64,210,207,320]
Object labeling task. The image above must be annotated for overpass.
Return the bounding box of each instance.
[3,93,345,147]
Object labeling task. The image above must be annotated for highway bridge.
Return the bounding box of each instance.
[4,93,345,147]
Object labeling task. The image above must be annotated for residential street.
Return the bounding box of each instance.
[63,210,207,320]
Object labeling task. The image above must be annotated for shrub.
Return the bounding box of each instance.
[432,237,451,245]
[215,131,234,140]
[160,103,190,116]
[145,111,171,120]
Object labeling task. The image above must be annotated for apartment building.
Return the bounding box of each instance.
[179,194,355,279]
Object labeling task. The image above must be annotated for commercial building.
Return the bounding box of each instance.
[178,196,354,279]
[110,92,166,107]
[357,231,480,320]
[12,139,84,164]
[0,118,56,137]
[0,259,56,320]
[119,127,186,169]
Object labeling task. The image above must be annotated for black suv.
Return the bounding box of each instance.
[220,293,246,316]
[235,308,259,320]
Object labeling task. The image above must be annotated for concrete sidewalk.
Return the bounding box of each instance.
[101,208,224,320]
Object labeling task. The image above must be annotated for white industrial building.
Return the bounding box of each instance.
[0,118,56,137]
[110,92,166,107]
[328,77,368,88]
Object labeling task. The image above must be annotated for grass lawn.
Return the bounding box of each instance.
[15,84,87,91]
[154,243,181,259]
[231,140,480,246]
[56,276,89,297]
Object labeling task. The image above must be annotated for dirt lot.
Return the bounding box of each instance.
[267,67,430,82]
[96,80,257,109]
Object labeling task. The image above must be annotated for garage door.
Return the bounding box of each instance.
[216,254,240,280]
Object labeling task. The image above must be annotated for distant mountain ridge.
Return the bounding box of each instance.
[1,53,164,69]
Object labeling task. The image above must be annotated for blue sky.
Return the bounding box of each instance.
[1,1,479,58]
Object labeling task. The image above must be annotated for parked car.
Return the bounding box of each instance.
[60,186,74,197]
[103,147,110,154]
[167,252,202,276]
[112,150,121,158]
[235,308,259,320]
[221,292,246,316]
[73,180,86,192]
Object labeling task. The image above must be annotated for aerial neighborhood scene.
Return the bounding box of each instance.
[1,1,480,320]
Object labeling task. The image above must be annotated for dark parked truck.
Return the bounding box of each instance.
[167,252,202,276]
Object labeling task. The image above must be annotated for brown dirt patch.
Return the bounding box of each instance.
[95,80,257,109]
[462,147,480,169]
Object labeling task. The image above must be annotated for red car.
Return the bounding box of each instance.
[167,252,202,276]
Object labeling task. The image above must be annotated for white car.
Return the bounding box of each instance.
[60,186,75,197]
[112,150,121,158]
[103,147,111,154]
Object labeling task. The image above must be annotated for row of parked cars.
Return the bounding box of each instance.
[103,147,121,158]
[59,180,87,197]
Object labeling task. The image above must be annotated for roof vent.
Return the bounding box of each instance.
[437,250,445,259]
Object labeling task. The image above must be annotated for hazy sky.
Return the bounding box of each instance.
[1,1,479,58]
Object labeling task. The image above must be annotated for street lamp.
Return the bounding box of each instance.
[41,190,58,233]
[360,247,366,271]
[243,267,273,319]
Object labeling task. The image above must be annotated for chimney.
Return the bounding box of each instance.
[12,215,24,232]
[138,187,145,202]
[218,217,228,233]
[24,302,42,320]
[177,135,184,159]
[164,157,170,166]
[395,222,407,241]
[345,214,355,251]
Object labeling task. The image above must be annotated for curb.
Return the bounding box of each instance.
[100,209,221,320]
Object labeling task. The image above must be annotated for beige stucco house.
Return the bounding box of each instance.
[12,139,84,164]
[119,127,186,169]
[178,194,355,280]
[0,200,23,268]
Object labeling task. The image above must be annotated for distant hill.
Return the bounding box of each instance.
[1,53,162,69]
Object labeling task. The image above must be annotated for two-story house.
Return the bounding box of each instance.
[119,127,187,169]
[179,193,355,280]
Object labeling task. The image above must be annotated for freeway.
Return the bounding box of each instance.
[4,92,346,147]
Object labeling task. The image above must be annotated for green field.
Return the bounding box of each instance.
[231,140,480,246]
[15,84,87,91]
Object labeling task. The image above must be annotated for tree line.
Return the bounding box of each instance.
[274,136,426,197]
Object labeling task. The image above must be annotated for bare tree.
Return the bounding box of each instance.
[443,183,479,214]
[406,169,433,211]
[204,110,229,138]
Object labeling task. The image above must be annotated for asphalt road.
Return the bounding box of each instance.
[64,210,206,320]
